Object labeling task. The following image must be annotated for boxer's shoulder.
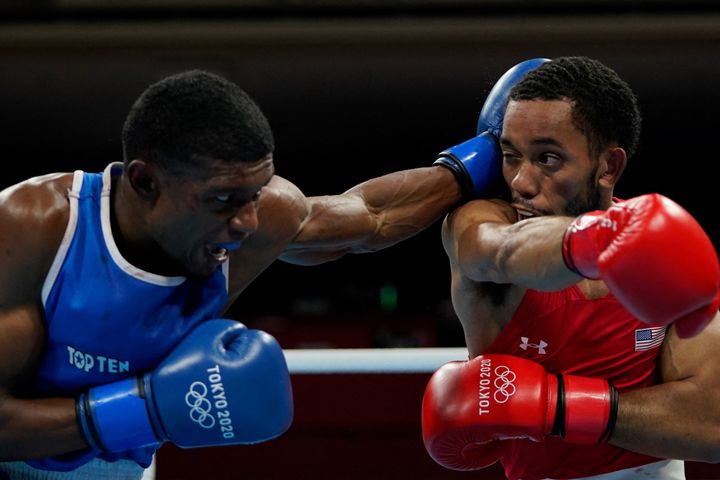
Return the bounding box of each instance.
[0,172,73,212]
[445,198,515,232]
[442,198,515,256]
[0,173,73,301]
[225,175,308,293]
[255,174,309,242]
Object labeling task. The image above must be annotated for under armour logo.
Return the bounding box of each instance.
[520,337,548,354]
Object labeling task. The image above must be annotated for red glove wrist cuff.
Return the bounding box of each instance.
[556,374,618,444]
[562,213,604,280]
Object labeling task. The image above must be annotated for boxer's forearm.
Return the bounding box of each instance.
[455,215,582,290]
[350,166,461,248]
[283,166,460,265]
[610,382,720,463]
[0,396,87,459]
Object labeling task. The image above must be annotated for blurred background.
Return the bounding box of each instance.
[1,0,719,349]
[1,1,719,478]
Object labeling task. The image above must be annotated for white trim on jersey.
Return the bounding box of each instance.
[42,170,84,306]
[100,162,185,287]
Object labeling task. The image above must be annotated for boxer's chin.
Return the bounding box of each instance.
[182,246,227,278]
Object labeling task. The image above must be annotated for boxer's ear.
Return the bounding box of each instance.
[127,159,159,201]
[598,147,626,190]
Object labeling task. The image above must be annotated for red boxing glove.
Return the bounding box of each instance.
[421,354,617,471]
[562,194,720,338]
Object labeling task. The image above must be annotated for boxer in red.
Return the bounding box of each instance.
[422,57,720,479]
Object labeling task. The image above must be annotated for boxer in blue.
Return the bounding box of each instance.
[0,65,522,479]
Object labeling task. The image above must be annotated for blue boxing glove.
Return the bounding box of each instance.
[76,319,293,452]
[434,132,503,199]
[475,57,551,138]
[435,58,551,198]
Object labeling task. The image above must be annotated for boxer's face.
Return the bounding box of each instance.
[500,99,602,220]
[147,154,275,277]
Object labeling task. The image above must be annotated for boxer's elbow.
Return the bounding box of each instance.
[692,427,720,463]
[685,397,720,462]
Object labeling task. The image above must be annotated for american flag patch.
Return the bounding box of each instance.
[634,326,666,351]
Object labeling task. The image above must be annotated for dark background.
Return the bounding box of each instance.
[2,2,720,479]
[1,4,718,345]
[0,0,720,346]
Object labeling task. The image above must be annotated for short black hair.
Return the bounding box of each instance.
[122,70,275,173]
[509,56,641,159]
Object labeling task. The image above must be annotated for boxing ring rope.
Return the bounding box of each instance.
[142,347,468,480]
[283,347,469,374]
[150,348,710,479]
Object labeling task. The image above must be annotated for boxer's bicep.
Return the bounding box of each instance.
[0,176,69,390]
[0,305,46,392]
[443,200,513,281]
[0,206,54,439]
[609,315,720,461]
[278,194,372,265]
[659,313,720,384]
[0,306,83,460]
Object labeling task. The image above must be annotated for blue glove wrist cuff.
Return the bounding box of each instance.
[435,132,502,198]
[84,376,161,452]
[76,393,102,451]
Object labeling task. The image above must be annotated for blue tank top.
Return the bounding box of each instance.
[29,163,229,471]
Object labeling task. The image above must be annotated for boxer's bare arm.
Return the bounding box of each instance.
[279,166,461,265]
[225,175,310,302]
[446,198,720,460]
[610,314,720,462]
[442,199,582,291]
[0,175,87,459]
[442,199,580,356]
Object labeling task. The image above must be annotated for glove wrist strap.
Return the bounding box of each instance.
[562,213,605,279]
[76,394,103,451]
[559,374,616,444]
[83,376,161,452]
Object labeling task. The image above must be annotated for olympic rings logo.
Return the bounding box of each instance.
[493,365,517,403]
[185,381,215,429]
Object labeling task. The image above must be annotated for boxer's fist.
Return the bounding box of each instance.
[77,319,293,452]
[435,58,550,198]
[476,57,550,138]
[422,355,616,471]
[562,194,720,337]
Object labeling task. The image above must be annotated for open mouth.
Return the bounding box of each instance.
[515,209,536,221]
[207,246,229,262]
[206,241,243,263]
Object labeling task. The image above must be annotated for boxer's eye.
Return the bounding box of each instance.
[539,153,561,165]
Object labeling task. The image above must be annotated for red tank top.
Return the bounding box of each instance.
[484,285,663,480]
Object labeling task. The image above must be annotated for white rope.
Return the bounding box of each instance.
[284,347,468,374]
[137,348,467,479]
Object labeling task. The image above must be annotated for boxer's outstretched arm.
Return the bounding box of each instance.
[280,166,462,265]
[610,314,720,462]
[278,59,548,266]
[0,175,89,459]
